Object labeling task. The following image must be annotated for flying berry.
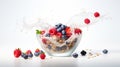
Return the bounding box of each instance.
[84,18,90,24]
[94,12,100,17]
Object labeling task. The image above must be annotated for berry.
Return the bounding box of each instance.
[45,33,50,37]
[26,50,32,55]
[62,35,68,40]
[56,32,62,38]
[28,53,33,58]
[40,53,46,60]
[102,49,108,54]
[84,18,90,24]
[21,53,28,59]
[34,52,40,57]
[66,33,72,37]
[65,41,70,44]
[61,30,66,35]
[80,50,87,56]
[72,53,78,58]
[14,48,21,58]
[65,27,71,33]
[35,48,40,53]
[41,30,45,35]
[61,25,66,30]
[56,46,62,51]
[39,50,44,54]
[74,28,82,34]
[49,28,57,35]
[42,38,47,44]
[47,45,52,49]
[94,12,100,17]
[57,27,62,32]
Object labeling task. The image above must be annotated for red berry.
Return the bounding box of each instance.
[49,28,57,35]
[26,50,32,54]
[14,48,21,58]
[35,48,40,53]
[40,53,46,60]
[41,30,45,35]
[56,32,62,38]
[42,38,47,44]
[65,27,71,34]
[94,12,100,17]
[84,18,90,24]
[74,28,82,34]
[66,33,72,37]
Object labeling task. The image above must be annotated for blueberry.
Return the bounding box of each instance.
[57,23,62,27]
[65,41,70,45]
[21,53,26,58]
[72,53,78,58]
[80,50,87,56]
[45,33,50,37]
[48,45,51,50]
[62,35,68,40]
[34,52,40,57]
[57,27,62,32]
[23,54,28,59]
[61,25,66,30]
[73,38,77,42]
[21,53,28,59]
[28,53,33,58]
[102,49,108,54]
[56,46,62,51]
[39,50,44,54]
[61,45,67,50]
[61,30,66,35]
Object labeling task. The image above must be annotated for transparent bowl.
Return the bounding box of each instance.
[36,27,82,57]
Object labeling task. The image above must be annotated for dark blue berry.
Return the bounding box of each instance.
[34,52,40,57]
[56,46,62,51]
[65,41,70,45]
[57,27,62,32]
[61,25,66,30]
[72,53,78,58]
[61,30,66,35]
[102,49,108,54]
[48,45,51,49]
[62,35,68,40]
[61,45,67,50]
[28,53,33,58]
[45,33,50,37]
[39,50,44,54]
[80,50,87,56]
[21,53,28,59]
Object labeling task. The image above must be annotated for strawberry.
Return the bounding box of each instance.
[14,48,21,58]
[41,30,45,35]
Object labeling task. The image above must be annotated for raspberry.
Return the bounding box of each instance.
[42,38,47,44]
[40,53,46,60]
[74,28,82,34]
[49,28,57,35]
[56,32,62,38]
[94,12,100,17]
[84,18,90,24]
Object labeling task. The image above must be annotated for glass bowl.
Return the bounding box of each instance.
[36,24,82,57]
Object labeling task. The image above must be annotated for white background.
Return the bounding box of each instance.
[0,0,120,67]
